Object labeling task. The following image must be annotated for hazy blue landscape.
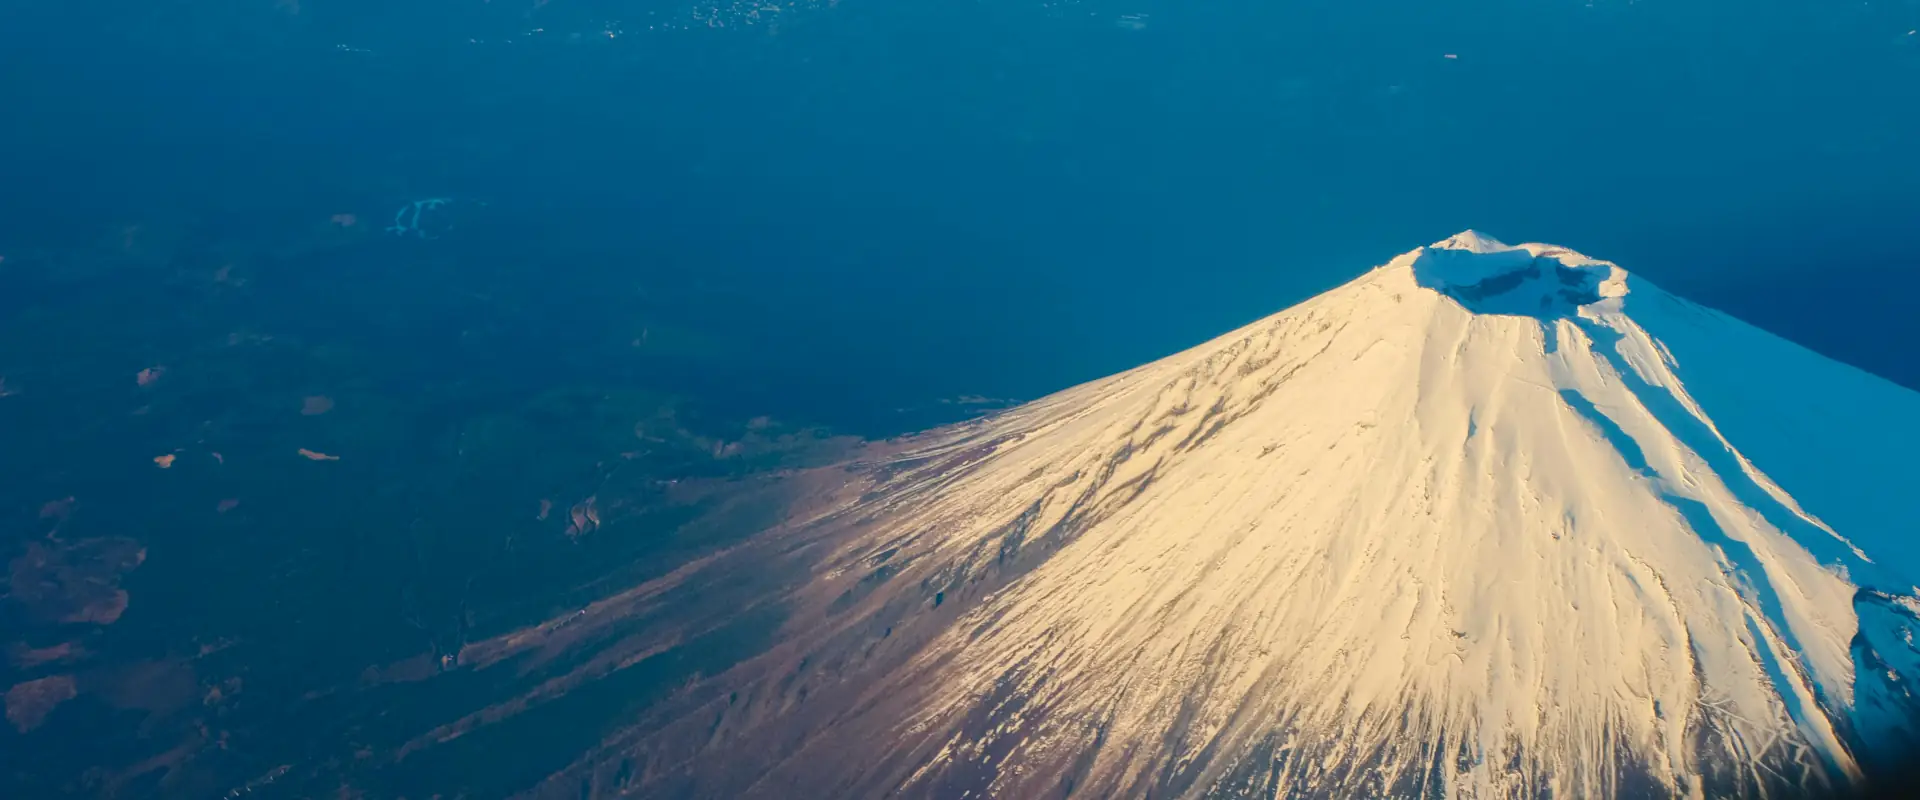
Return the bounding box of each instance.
[7,0,1920,400]
[1,0,1916,796]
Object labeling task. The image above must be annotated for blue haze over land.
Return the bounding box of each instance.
[2,0,1917,425]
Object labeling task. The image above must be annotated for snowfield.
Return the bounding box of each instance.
[545,234,1920,799]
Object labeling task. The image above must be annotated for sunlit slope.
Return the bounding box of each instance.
[532,233,1920,799]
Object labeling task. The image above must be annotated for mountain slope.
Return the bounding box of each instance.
[517,233,1920,799]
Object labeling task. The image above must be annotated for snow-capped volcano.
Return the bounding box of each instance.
[503,234,1920,799]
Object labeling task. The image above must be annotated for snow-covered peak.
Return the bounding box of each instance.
[1403,231,1630,317]
[527,234,1920,800]
[1431,228,1514,253]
